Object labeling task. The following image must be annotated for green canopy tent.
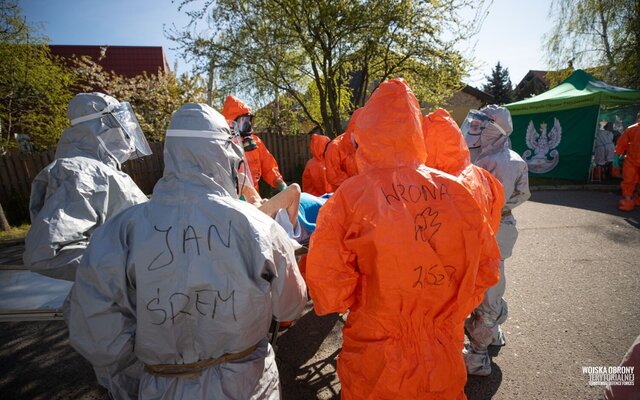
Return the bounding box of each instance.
[505,70,640,181]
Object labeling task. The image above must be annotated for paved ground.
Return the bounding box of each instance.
[1,189,638,399]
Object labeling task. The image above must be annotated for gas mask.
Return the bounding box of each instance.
[230,126,254,193]
[231,115,257,152]
[235,114,254,137]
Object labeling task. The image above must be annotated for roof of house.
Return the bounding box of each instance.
[461,85,495,104]
[516,70,551,89]
[49,45,170,78]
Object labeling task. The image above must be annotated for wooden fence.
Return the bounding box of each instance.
[0,132,312,224]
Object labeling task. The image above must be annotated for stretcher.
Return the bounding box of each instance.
[269,244,308,352]
[0,244,309,325]
[0,266,71,322]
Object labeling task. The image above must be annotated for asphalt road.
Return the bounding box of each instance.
[1,189,638,399]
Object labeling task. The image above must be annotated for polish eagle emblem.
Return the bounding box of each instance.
[522,118,562,173]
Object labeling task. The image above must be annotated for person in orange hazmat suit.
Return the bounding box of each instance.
[324,108,362,190]
[615,112,640,211]
[302,133,332,196]
[422,108,504,234]
[305,78,501,400]
[222,95,286,190]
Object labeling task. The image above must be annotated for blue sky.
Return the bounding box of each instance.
[20,0,198,74]
[20,0,553,88]
[460,0,554,86]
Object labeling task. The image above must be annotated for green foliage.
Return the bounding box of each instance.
[615,1,640,88]
[0,0,75,151]
[545,0,640,88]
[483,62,513,104]
[171,0,486,137]
[71,55,207,142]
[0,1,207,150]
[254,93,306,135]
[545,65,608,88]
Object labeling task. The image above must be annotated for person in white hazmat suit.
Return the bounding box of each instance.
[23,92,151,281]
[68,102,308,400]
[461,105,531,376]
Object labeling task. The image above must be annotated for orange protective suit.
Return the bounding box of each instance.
[615,122,640,201]
[325,109,362,189]
[222,95,285,189]
[306,79,501,400]
[302,133,332,196]
[423,108,504,234]
[244,135,285,189]
[222,95,251,121]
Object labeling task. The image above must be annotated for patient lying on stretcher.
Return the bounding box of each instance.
[237,172,327,246]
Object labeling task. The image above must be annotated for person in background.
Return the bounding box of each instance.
[306,79,500,399]
[324,108,362,190]
[222,95,287,191]
[302,133,332,196]
[615,111,640,211]
[594,121,616,180]
[462,105,531,377]
[68,103,307,399]
[612,115,625,144]
[23,92,151,281]
[422,108,504,234]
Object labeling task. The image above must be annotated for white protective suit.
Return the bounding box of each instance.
[462,105,531,376]
[68,103,307,400]
[23,93,149,281]
[594,128,615,166]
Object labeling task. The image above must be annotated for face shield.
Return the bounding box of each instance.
[70,102,152,161]
[461,110,492,150]
[109,102,152,159]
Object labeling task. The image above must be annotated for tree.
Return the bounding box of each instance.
[545,0,640,88]
[0,0,75,151]
[63,54,207,142]
[170,0,489,137]
[615,1,640,87]
[483,62,513,104]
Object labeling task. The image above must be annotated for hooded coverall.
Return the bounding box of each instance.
[222,95,285,189]
[23,93,148,281]
[325,108,362,190]
[463,105,531,376]
[423,108,504,234]
[615,122,640,210]
[306,79,500,399]
[68,103,307,399]
[594,128,615,166]
[302,133,332,196]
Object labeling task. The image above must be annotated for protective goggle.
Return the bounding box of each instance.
[70,102,152,159]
